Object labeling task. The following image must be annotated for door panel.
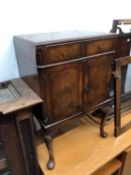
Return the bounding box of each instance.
[42,62,83,123]
[84,54,113,109]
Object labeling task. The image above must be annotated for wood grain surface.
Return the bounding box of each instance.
[37,112,131,175]
[0,79,42,114]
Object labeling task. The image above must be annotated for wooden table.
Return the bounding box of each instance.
[37,112,131,175]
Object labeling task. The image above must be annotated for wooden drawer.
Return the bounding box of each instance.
[85,39,114,56]
[38,43,83,64]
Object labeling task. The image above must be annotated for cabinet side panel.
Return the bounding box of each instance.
[14,37,41,96]
[13,37,37,65]
[16,56,41,96]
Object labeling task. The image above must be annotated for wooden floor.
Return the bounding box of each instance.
[36,113,131,175]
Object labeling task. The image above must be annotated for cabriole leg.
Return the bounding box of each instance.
[100,111,108,138]
[44,134,55,170]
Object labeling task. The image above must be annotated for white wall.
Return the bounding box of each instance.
[0,0,131,82]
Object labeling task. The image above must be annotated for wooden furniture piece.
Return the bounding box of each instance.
[119,146,131,175]
[0,112,11,175]
[14,31,117,169]
[92,158,122,175]
[113,56,131,136]
[13,29,131,169]
[110,19,131,94]
[0,79,42,175]
[110,19,131,33]
[36,112,131,175]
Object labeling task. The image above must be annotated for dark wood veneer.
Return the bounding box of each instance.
[84,54,113,108]
[41,61,83,123]
[85,38,114,56]
[41,42,83,64]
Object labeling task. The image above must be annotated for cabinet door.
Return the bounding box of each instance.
[41,61,83,123]
[84,54,113,109]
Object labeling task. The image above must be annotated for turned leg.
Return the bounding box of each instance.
[100,111,108,138]
[44,135,55,170]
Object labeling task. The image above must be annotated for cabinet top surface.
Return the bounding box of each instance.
[14,30,116,45]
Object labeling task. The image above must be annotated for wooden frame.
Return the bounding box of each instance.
[110,19,131,33]
[113,56,131,136]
